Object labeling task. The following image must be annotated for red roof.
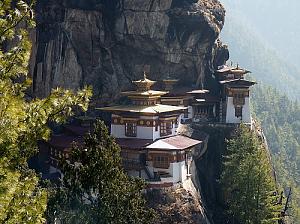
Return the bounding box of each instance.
[146,135,201,150]
[64,124,91,136]
[116,138,153,149]
[47,134,83,151]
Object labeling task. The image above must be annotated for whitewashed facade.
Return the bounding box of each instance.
[225,96,251,124]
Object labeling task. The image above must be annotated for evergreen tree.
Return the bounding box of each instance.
[47,120,155,224]
[221,125,280,223]
[0,1,92,223]
[252,84,300,222]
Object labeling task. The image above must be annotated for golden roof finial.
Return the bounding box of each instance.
[133,71,156,91]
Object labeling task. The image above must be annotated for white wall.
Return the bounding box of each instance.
[146,160,188,184]
[111,124,157,140]
[111,117,178,140]
[169,161,187,183]
[225,97,251,124]
[188,106,193,119]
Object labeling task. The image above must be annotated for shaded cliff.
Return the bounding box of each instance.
[30,0,228,104]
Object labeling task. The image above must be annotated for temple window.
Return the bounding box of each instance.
[125,122,137,137]
[233,93,245,105]
[153,155,170,169]
[160,121,172,136]
[235,106,242,117]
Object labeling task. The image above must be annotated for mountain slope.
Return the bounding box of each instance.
[220,10,300,99]
[218,1,300,222]
[252,85,300,222]
[221,0,300,67]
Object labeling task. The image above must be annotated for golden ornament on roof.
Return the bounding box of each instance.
[132,71,156,91]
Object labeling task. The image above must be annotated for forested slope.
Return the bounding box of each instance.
[218,1,300,221]
[252,85,300,222]
[221,0,300,74]
[220,15,300,99]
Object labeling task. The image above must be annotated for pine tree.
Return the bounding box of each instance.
[0,1,92,223]
[47,120,155,224]
[221,125,280,223]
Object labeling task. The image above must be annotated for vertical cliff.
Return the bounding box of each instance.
[30,0,228,104]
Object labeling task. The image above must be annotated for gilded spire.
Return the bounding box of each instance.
[133,71,156,91]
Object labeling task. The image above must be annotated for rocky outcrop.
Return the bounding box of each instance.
[30,0,228,104]
[146,179,211,224]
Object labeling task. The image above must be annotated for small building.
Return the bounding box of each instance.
[41,117,93,177]
[146,135,200,185]
[220,79,256,124]
[215,64,256,124]
[216,64,251,81]
[98,72,202,187]
[159,78,194,122]
[186,89,220,123]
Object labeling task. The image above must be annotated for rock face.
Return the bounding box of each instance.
[146,179,211,224]
[30,0,228,104]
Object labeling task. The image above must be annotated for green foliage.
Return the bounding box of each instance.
[0,1,92,223]
[47,120,155,224]
[252,85,300,222]
[221,125,280,223]
[0,168,47,224]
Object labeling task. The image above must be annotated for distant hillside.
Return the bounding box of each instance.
[219,1,300,222]
[252,85,300,222]
[220,0,300,99]
[221,0,300,67]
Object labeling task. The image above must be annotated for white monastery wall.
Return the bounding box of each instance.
[111,122,177,140]
[225,97,251,124]
[170,161,187,183]
[146,160,187,184]
[111,124,156,140]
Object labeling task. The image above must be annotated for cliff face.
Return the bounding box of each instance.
[30,0,228,103]
[146,179,211,224]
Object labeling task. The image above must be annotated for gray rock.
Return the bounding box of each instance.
[30,0,229,106]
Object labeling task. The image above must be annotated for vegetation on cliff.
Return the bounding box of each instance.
[220,1,300,222]
[252,85,300,222]
[0,1,91,222]
[47,120,155,224]
[221,125,280,223]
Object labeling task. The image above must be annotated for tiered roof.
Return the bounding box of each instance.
[216,64,251,76]
[98,72,186,114]
[99,104,186,114]
[216,63,256,88]
[122,72,168,100]
[219,79,256,87]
